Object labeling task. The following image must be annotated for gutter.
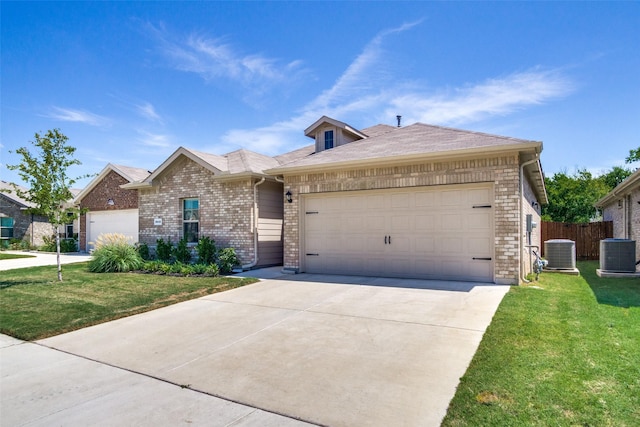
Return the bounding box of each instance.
[520,155,540,284]
[241,177,266,270]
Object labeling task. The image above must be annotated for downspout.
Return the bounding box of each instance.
[242,177,265,270]
[520,154,540,284]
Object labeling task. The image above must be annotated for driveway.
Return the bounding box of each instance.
[3,271,509,426]
[0,250,93,270]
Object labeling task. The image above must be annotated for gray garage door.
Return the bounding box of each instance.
[303,184,494,282]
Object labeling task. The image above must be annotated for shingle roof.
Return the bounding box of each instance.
[268,122,541,172]
[0,180,33,208]
[595,167,640,208]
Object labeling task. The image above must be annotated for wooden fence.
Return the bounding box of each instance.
[541,221,613,260]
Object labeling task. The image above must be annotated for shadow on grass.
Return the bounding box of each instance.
[579,261,640,308]
[0,280,52,290]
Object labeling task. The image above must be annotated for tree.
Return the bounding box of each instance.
[598,166,633,190]
[542,169,610,223]
[626,147,640,164]
[6,129,87,281]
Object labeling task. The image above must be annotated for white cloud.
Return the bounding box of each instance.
[44,107,110,127]
[136,130,172,148]
[145,23,309,92]
[135,101,163,124]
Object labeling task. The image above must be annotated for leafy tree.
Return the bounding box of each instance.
[542,169,610,223]
[626,147,640,164]
[597,166,632,190]
[5,129,88,281]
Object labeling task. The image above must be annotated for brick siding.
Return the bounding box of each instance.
[282,154,528,284]
[1,195,51,247]
[138,156,255,264]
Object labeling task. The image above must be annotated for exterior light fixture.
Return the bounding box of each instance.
[285,191,292,203]
[107,198,115,206]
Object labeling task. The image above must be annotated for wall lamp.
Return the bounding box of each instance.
[285,190,292,203]
[107,198,115,206]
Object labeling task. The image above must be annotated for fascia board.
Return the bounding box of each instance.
[73,163,117,203]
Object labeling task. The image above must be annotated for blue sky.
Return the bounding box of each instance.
[2,1,639,189]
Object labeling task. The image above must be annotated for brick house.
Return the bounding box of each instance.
[74,164,151,252]
[1,180,51,247]
[266,116,547,285]
[122,147,309,268]
[595,168,640,270]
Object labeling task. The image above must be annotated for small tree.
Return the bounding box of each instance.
[6,129,88,281]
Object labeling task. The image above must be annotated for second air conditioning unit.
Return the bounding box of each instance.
[544,239,576,269]
[600,239,636,273]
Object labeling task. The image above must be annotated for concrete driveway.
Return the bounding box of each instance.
[3,271,509,426]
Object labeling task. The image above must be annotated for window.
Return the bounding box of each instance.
[65,212,74,238]
[1,217,14,241]
[324,130,334,150]
[183,198,199,243]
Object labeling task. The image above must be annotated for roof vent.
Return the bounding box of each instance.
[396,115,402,127]
[600,239,636,272]
[544,239,576,269]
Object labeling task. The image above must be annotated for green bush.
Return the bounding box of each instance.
[205,263,219,277]
[40,236,77,252]
[195,236,216,265]
[88,237,144,273]
[217,247,239,274]
[40,235,56,252]
[156,238,173,262]
[173,238,192,264]
[60,238,77,252]
[136,242,151,260]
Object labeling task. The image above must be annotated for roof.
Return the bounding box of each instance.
[74,163,152,203]
[122,146,283,189]
[268,122,542,173]
[595,168,640,208]
[0,180,34,208]
[304,115,368,140]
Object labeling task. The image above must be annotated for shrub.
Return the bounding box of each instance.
[205,263,220,277]
[195,236,216,265]
[217,247,239,274]
[136,242,151,260]
[40,235,56,252]
[88,233,143,273]
[156,238,173,262]
[60,238,77,252]
[173,238,192,264]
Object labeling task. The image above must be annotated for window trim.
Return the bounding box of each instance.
[182,198,200,243]
[1,217,14,240]
[324,130,334,150]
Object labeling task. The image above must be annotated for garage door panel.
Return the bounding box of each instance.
[87,210,139,248]
[303,184,494,282]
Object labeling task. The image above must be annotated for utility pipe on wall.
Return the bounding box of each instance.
[519,154,540,284]
[242,177,265,270]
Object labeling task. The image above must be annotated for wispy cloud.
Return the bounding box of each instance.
[218,21,573,156]
[44,107,110,127]
[135,101,163,124]
[136,130,172,148]
[144,22,309,97]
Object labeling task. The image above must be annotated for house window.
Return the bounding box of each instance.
[183,198,199,243]
[65,212,74,238]
[324,130,334,150]
[1,217,14,242]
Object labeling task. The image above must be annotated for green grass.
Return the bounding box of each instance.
[442,261,640,426]
[0,252,36,260]
[0,263,257,340]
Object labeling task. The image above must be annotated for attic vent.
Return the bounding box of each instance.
[600,239,636,272]
[544,239,576,269]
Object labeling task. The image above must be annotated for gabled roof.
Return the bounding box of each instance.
[595,168,640,208]
[268,122,542,173]
[123,146,282,189]
[0,180,34,208]
[74,163,152,202]
[304,116,368,140]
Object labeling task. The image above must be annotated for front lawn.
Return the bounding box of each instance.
[442,261,640,426]
[0,263,257,340]
[0,252,36,260]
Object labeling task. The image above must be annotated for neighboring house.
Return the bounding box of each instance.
[266,116,547,285]
[74,164,151,252]
[0,180,78,248]
[595,168,640,268]
[121,147,308,268]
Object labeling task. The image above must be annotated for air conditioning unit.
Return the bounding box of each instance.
[600,239,636,273]
[544,239,576,269]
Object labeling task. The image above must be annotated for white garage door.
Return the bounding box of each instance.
[87,209,139,249]
[303,184,494,282]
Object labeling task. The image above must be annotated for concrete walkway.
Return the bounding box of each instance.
[1,269,509,426]
[0,250,93,270]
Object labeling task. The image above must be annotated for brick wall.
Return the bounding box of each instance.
[603,185,640,270]
[78,170,140,251]
[522,173,543,277]
[138,156,255,264]
[282,154,525,284]
[1,195,51,247]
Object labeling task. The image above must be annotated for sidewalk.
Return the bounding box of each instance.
[0,251,93,271]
